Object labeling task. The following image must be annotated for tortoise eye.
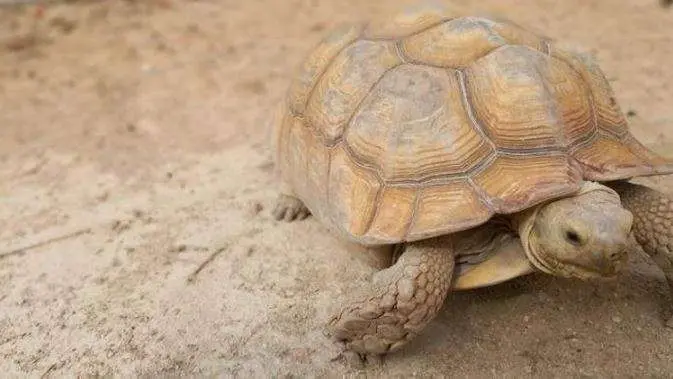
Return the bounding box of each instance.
[565,230,582,245]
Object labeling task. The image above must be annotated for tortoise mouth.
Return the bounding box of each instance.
[534,247,628,279]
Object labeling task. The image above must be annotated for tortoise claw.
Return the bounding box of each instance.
[328,338,384,369]
[272,194,310,222]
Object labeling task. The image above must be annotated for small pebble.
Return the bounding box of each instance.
[666,317,673,329]
[245,246,255,256]
[170,244,187,253]
[96,191,110,202]
[49,16,77,34]
[111,219,131,232]
[4,34,38,52]
[612,316,622,323]
[249,201,264,216]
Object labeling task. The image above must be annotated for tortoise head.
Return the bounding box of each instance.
[517,181,633,279]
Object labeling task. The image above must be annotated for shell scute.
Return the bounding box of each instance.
[363,4,456,40]
[284,116,310,195]
[573,134,668,180]
[488,19,548,51]
[408,180,492,240]
[551,46,629,138]
[288,23,364,114]
[367,186,417,242]
[473,154,582,213]
[303,122,331,220]
[401,17,507,68]
[345,64,493,182]
[328,148,381,238]
[464,45,564,151]
[304,39,402,144]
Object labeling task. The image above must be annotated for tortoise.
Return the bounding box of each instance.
[270,6,673,359]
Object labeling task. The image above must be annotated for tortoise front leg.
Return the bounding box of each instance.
[609,181,673,325]
[327,237,455,360]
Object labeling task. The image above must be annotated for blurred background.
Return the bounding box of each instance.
[1,0,672,377]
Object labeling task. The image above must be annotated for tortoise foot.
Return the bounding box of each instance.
[272,194,310,222]
[330,344,384,369]
[326,239,454,355]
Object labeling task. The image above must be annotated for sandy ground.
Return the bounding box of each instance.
[1,0,673,377]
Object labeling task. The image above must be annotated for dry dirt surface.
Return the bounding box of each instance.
[1,0,673,377]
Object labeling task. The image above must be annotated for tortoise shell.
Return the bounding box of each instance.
[273,8,673,245]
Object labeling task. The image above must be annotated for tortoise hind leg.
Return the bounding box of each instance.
[327,237,454,359]
[609,181,673,326]
[272,193,310,221]
[272,182,311,222]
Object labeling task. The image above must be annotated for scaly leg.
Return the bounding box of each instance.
[327,237,455,360]
[609,180,673,325]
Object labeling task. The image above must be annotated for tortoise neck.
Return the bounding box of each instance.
[512,205,555,274]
